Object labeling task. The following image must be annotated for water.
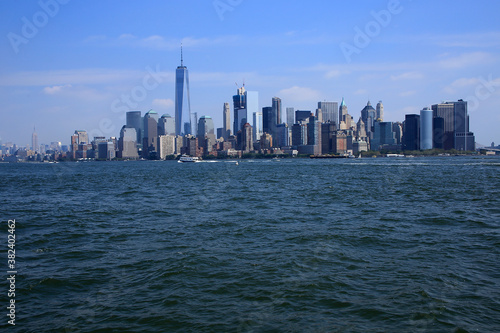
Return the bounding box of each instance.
[1,156,499,332]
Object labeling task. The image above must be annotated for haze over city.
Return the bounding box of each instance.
[1,0,500,146]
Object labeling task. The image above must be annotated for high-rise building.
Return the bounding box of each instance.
[175,46,192,136]
[223,102,231,139]
[241,123,253,153]
[316,108,323,123]
[318,101,338,126]
[98,141,115,160]
[339,98,348,126]
[260,133,272,150]
[276,123,289,148]
[126,111,142,144]
[32,126,38,153]
[70,134,78,158]
[272,97,282,125]
[118,126,139,159]
[292,123,308,147]
[233,86,247,134]
[74,130,89,145]
[262,107,273,135]
[143,110,159,158]
[392,122,403,145]
[420,108,433,150]
[371,121,396,150]
[286,107,295,126]
[253,111,263,142]
[376,101,384,121]
[158,135,176,159]
[321,123,335,154]
[197,116,215,140]
[360,101,376,134]
[431,100,475,151]
[403,114,420,151]
[357,118,367,141]
[307,115,321,149]
[158,114,175,136]
[295,110,312,123]
[431,102,454,150]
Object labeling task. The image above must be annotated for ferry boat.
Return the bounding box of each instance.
[178,155,201,163]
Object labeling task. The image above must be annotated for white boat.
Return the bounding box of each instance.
[178,155,201,163]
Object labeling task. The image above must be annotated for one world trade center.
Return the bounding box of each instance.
[175,46,193,136]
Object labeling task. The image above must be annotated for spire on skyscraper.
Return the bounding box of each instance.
[180,43,183,67]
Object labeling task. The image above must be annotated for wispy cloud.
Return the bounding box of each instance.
[42,85,111,102]
[43,84,72,95]
[429,32,500,48]
[152,98,174,111]
[399,90,417,97]
[438,52,495,69]
[279,86,321,103]
[390,72,424,81]
[0,69,173,87]
[85,34,241,50]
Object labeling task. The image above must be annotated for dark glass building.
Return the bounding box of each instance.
[403,114,420,151]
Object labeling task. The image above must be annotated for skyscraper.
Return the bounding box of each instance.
[339,98,348,125]
[253,111,263,142]
[126,111,142,144]
[32,126,38,153]
[272,97,282,126]
[420,107,433,150]
[198,115,215,153]
[431,100,475,151]
[223,102,231,139]
[74,130,89,144]
[262,107,273,135]
[276,123,289,148]
[376,101,384,121]
[143,110,159,158]
[371,122,396,150]
[403,114,420,151]
[360,101,376,134]
[241,123,253,153]
[197,116,215,140]
[118,126,139,159]
[286,107,295,126]
[296,110,312,123]
[174,46,192,136]
[318,101,338,126]
[233,86,247,134]
[158,114,175,136]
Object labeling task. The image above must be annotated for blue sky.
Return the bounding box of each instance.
[1,0,500,146]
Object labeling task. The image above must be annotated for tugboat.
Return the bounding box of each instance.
[178,155,201,163]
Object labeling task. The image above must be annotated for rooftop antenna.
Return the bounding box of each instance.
[180,43,183,67]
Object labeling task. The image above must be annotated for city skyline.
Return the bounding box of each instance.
[1,1,500,146]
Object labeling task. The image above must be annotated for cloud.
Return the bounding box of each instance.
[439,52,495,69]
[91,34,241,50]
[354,89,368,95]
[152,98,174,111]
[442,77,482,94]
[43,84,72,95]
[42,85,111,102]
[430,32,500,48]
[399,90,417,97]
[278,86,321,103]
[390,72,424,81]
[0,68,173,87]
[325,70,342,79]
[400,106,420,114]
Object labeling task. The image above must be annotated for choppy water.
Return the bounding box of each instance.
[1,156,500,332]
